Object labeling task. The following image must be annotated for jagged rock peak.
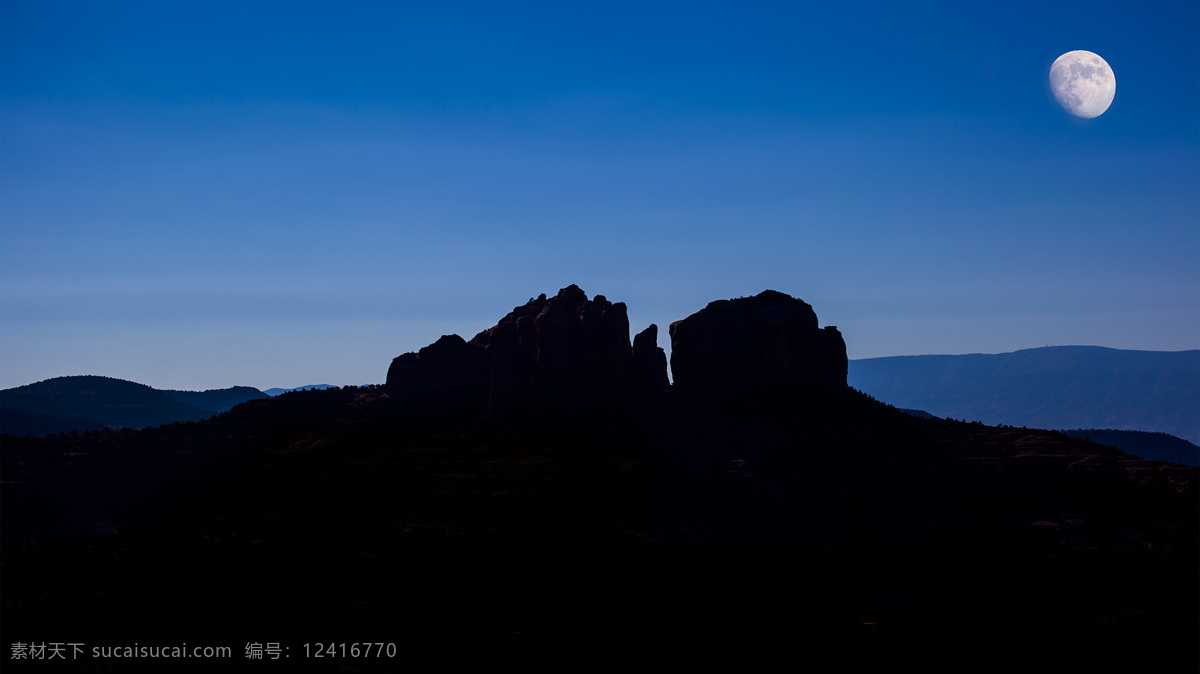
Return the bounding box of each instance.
[669,290,847,393]
[387,286,668,411]
[555,283,587,305]
[468,285,636,405]
[633,324,670,394]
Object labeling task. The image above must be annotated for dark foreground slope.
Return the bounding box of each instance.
[2,386,1195,669]
[1063,429,1200,467]
[2,289,1196,669]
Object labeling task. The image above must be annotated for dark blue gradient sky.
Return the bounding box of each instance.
[2,1,1197,390]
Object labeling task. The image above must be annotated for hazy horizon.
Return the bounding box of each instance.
[5,342,1197,394]
[3,1,1197,391]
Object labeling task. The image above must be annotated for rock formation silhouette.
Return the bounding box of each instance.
[387,286,847,409]
[632,323,670,395]
[385,334,489,410]
[669,290,847,394]
[387,285,669,410]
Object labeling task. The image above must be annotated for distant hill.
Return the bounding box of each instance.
[162,386,268,413]
[0,376,266,437]
[1062,429,1200,467]
[849,346,1199,444]
[263,384,337,396]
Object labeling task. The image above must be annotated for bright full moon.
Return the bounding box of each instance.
[1049,50,1116,118]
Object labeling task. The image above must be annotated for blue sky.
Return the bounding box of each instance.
[2,1,1197,390]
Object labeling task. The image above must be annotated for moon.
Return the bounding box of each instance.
[1049,50,1115,118]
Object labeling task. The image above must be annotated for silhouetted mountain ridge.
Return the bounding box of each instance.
[0,375,267,437]
[161,385,268,413]
[262,384,337,397]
